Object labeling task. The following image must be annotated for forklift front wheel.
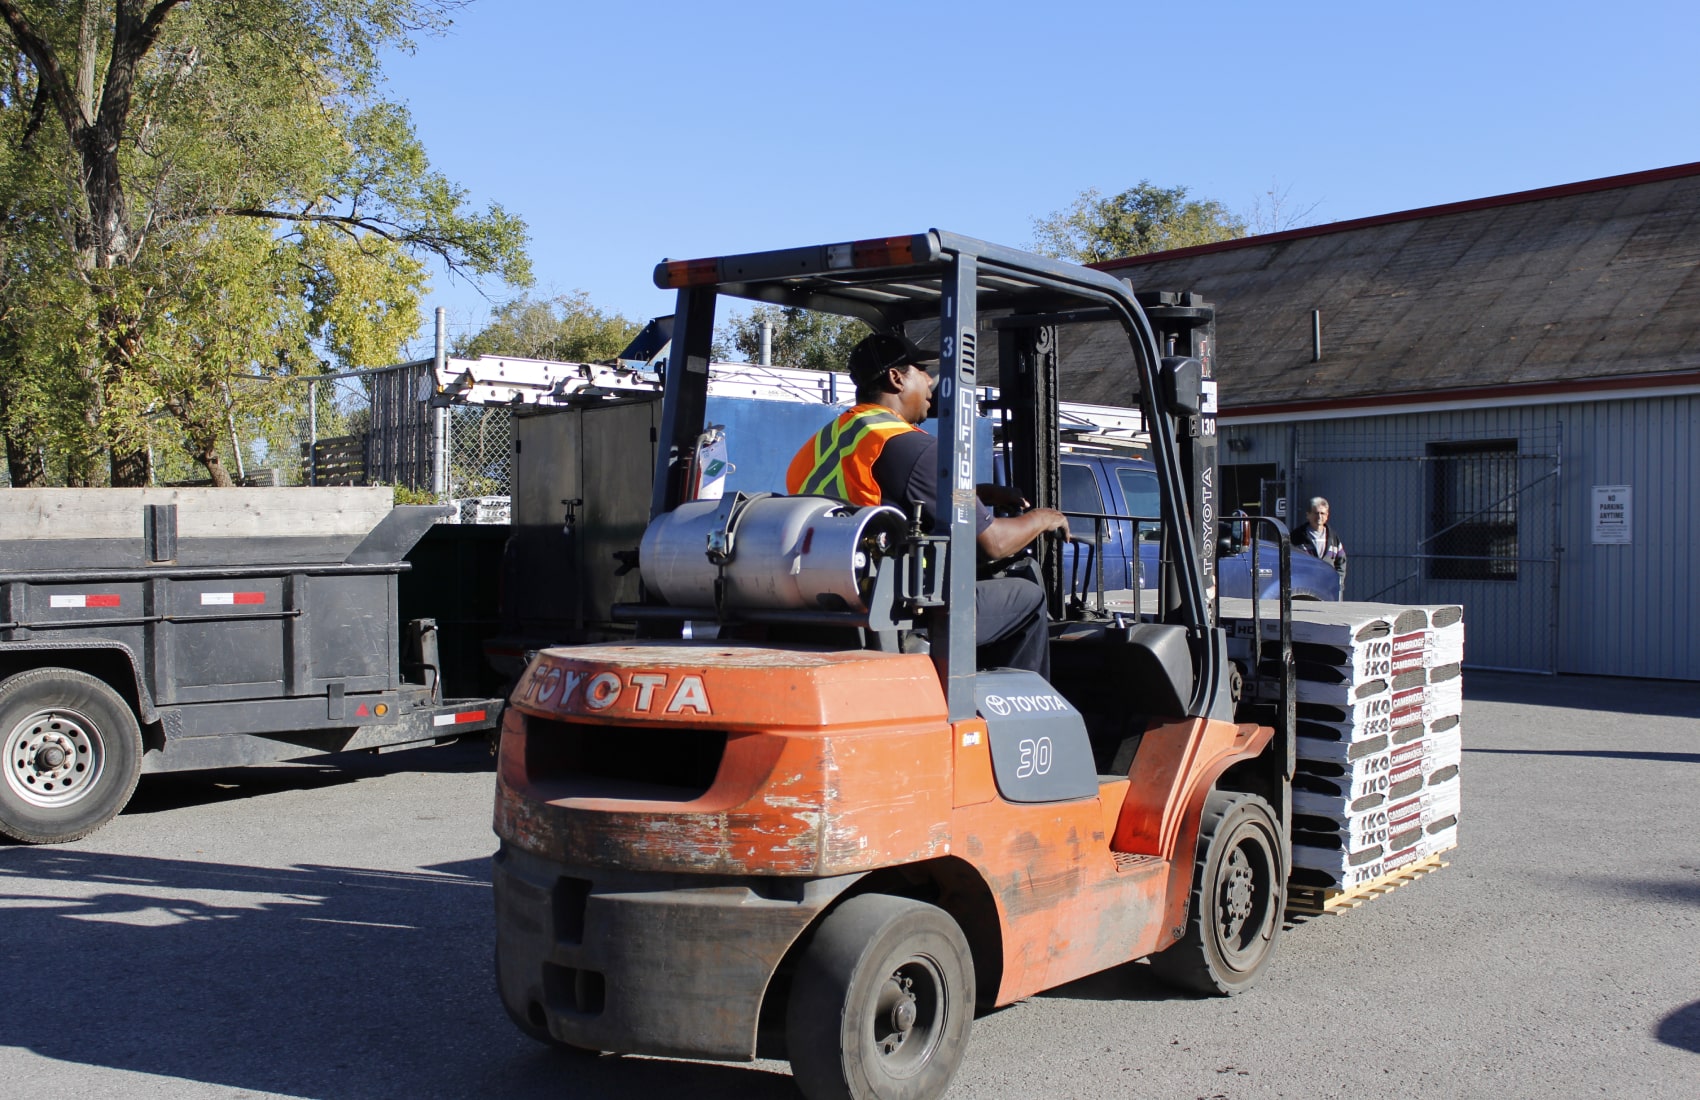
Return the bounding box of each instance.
[1149,790,1285,996]
[786,894,975,1100]
[0,668,143,845]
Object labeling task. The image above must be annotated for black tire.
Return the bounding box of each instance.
[1149,791,1285,996]
[0,668,143,844]
[787,895,975,1100]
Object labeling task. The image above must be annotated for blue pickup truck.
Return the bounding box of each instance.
[700,396,1339,603]
[1054,449,1342,603]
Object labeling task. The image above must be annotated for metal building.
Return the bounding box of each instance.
[1055,163,1700,681]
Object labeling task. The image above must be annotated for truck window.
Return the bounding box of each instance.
[1116,466,1161,536]
[1060,462,1104,538]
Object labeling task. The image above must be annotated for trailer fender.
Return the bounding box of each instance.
[0,641,156,725]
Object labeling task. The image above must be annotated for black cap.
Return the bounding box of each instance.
[847,333,933,384]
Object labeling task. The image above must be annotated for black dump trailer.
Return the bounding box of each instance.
[0,487,503,844]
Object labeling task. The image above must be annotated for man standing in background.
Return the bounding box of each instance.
[1293,496,1347,597]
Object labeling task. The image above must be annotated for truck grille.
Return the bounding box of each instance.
[522,715,727,801]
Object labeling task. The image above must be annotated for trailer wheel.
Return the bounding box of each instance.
[786,894,975,1100]
[0,668,143,844]
[1149,791,1285,996]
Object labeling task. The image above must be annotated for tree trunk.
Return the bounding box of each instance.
[100,307,151,485]
[197,444,235,487]
[190,421,234,486]
[4,432,45,487]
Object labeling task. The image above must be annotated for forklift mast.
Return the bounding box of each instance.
[1137,290,1220,625]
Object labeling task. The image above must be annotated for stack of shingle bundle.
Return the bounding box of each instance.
[1384,604,1464,865]
[1220,599,1464,895]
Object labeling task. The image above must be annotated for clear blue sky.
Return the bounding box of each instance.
[381,0,1700,354]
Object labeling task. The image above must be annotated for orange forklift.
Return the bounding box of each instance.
[491,232,1296,1100]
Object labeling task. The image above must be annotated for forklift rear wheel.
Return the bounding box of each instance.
[786,894,975,1100]
[0,668,143,845]
[1149,791,1285,996]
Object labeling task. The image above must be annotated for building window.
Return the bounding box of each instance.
[1428,439,1518,580]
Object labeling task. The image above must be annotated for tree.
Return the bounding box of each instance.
[1246,178,1322,235]
[0,0,531,487]
[715,305,868,373]
[453,292,640,362]
[1031,181,1247,264]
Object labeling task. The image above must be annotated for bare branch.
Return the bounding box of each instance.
[0,0,92,139]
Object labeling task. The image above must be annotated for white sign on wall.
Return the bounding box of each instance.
[1592,485,1632,545]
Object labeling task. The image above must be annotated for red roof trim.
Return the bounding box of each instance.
[1096,161,1700,272]
[1222,369,1700,418]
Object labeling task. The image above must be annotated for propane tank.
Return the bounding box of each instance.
[640,496,907,614]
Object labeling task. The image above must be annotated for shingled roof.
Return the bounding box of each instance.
[1054,162,1700,414]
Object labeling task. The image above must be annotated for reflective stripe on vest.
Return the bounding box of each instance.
[786,405,915,505]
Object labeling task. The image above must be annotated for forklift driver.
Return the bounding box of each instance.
[787,333,1069,678]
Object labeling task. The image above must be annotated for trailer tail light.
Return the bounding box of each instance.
[658,257,721,288]
[844,235,916,269]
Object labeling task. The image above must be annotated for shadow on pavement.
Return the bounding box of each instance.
[1464,671,1700,719]
[1036,957,1193,1003]
[0,846,796,1099]
[1465,748,1700,765]
[105,739,495,820]
[1602,876,1700,909]
[1657,1001,1700,1054]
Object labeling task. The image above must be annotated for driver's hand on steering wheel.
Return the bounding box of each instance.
[1028,507,1071,538]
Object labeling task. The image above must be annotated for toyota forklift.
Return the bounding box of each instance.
[491,231,1296,1100]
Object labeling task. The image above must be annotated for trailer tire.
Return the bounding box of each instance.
[786,894,975,1100]
[1149,791,1285,996]
[0,668,143,844]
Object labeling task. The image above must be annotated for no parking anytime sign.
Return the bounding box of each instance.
[1592,485,1632,545]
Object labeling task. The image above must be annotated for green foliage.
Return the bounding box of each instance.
[0,0,533,487]
[1031,181,1247,264]
[386,481,438,506]
[715,306,869,373]
[453,292,640,362]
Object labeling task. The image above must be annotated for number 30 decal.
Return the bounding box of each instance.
[1016,737,1053,778]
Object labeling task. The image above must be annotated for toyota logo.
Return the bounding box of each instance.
[984,694,1011,717]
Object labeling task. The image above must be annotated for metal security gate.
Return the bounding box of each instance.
[304,360,514,508]
[1295,426,1562,673]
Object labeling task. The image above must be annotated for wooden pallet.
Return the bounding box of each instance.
[1286,853,1450,919]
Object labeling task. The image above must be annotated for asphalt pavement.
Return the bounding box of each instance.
[2,671,1696,1099]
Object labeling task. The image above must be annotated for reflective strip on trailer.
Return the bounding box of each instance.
[200,592,266,605]
[49,594,121,608]
[433,710,488,726]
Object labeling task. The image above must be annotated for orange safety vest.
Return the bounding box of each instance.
[786,404,919,505]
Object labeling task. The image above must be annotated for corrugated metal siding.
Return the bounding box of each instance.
[1305,411,1561,673]
[1557,395,1699,680]
[1220,396,1697,680]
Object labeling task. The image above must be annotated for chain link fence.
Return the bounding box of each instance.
[305,360,514,522]
[2,358,513,523]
